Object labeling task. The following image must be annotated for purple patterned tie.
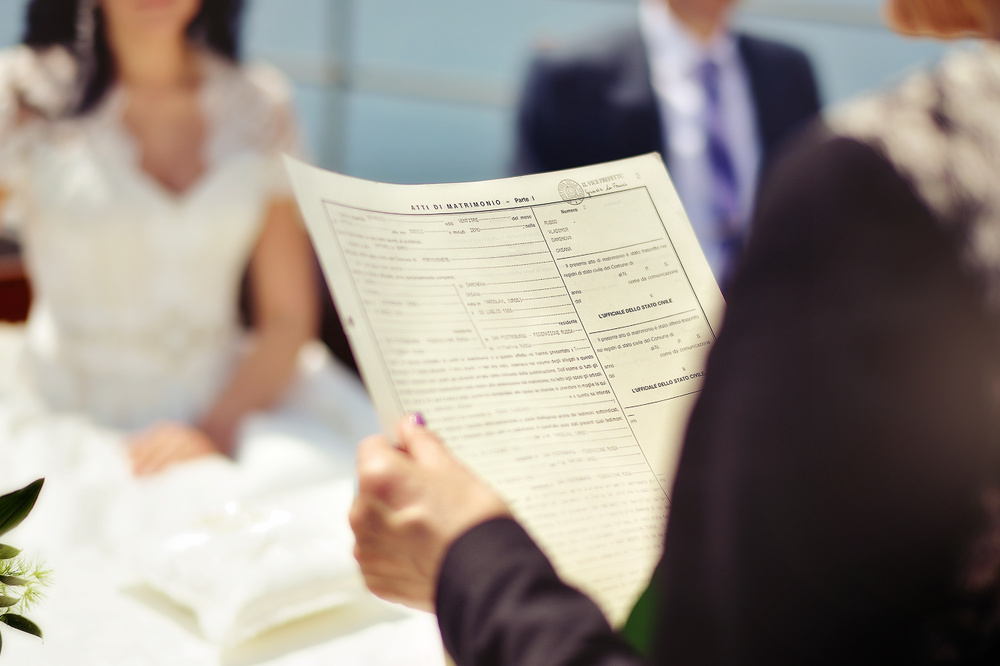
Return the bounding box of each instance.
[698,59,743,281]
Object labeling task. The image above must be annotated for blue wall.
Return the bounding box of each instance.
[0,0,956,184]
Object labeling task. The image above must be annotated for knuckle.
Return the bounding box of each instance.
[348,500,368,533]
[367,580,388,600]
[356,454,389,485]
[356,434,390,463]
[357,459,401,502]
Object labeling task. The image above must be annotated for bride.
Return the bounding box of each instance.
[0,0,375,475]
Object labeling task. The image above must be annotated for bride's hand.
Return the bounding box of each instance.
[128,421,223,476]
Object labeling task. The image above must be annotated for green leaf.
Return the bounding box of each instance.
[0,596,18,608]
[0,545,20,560]
[1,624,3,656]
[0,480,44,538]
[619,570,660,659]
[0,614,42,639]
[0,576,29,587]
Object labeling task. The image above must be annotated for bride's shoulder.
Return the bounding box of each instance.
[0,45,77,122]
[0,44,73,77]
[243,61,296,109]
[202,53,301,154]
[204,53,294,113]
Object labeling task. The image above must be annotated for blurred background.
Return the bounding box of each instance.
[0,0,961,328]
[0,0,955,186]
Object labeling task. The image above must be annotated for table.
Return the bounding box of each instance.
[0,324,447,665]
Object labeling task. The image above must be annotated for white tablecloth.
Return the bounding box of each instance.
[0,325,447,665]
[1,546,445,665]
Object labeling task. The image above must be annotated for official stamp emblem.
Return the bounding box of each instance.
[557,179,586,206]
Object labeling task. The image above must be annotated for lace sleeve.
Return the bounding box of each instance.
[0,47,29,227]
[244,62,309,200]
[0,45,76,233]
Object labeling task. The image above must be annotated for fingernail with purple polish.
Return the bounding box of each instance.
[409,412,426,427]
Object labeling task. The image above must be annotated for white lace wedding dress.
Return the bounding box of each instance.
[0,47,435,664]
[0,43,376,439]
[0,44,379,534]
[0,44,402,659]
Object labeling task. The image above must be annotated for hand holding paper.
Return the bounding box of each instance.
[286,152,723,624]
[350,415,511,611]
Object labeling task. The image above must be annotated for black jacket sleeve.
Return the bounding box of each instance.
[436,518,646,666]
[437,131,1000,666]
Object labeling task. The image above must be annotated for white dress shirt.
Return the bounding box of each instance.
[639,0,761,281]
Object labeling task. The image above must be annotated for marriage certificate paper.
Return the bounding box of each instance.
[286,153,724,625]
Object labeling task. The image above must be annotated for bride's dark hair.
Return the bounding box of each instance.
[20,0,245,115]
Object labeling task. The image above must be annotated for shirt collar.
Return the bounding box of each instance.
[639,0,738,78]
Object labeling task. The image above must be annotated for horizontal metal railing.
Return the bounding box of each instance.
[741,0,883,28]
[258,0,887,107]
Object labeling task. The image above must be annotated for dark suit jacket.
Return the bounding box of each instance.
[511,26,821,179]
[435,130,1000,665]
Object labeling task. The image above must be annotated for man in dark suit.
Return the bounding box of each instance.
[512,0,820,289]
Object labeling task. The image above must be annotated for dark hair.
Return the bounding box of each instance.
[21,0,246,115]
